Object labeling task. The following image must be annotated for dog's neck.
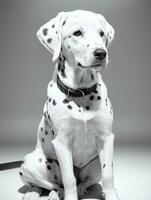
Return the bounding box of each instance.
[56,55,99,89]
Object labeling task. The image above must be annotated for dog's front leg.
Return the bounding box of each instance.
[52,137,78,200]
[98,133,119,200]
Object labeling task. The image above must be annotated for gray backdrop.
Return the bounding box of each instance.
[1,0,151,146]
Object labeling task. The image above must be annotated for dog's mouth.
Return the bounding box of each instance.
[77,62,106,69]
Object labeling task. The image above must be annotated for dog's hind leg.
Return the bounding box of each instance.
[19,149,61,200]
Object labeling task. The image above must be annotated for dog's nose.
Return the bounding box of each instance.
[94,49,106,60]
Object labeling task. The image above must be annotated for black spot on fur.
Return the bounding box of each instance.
[58,64,61,71]
[97,96,101,100]
[47,158,53,163]
[54,175,57,180]
[94,90,98,94]
[47,38,52,43]
[106,98,108,106]
[85,106,90,110]
[87,44,90,47]
[68,45,70,49]
[50,83,53,87]
[103,164,106,168]
[63,56,66,61]
[49,98,51,102]
[63,98,69,104]
[67,105,72,110]
[42,138,45,143]
[52,130,55,136]
[100,31,104,37]
[19,172,23,176]
[40,127,43,132]
[61,68,66,77]
[62,20,66,26]
[47,165,51,170]
[61,67,66,77]
[58,55,66,77]
[39,158,43,162]
[44,119,48,126]
[52,24,55,28]
[45,130,48,135]
[53,100,56,106]
[43,28,48,36]
[79,109,81,112]
[91,73,94,81]
[48,115,50,120]
[60,185,64,189]
[90,95,94,101]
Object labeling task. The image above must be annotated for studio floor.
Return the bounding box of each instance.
[0,144,151,200]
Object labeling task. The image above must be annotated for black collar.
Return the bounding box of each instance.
[57,75,97,98]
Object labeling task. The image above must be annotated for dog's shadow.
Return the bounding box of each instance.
[18,184,104,199]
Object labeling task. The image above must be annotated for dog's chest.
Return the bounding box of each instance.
[41,80,113,167]
[67,116,100,167]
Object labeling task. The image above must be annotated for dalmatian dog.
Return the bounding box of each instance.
[19,10,119,200]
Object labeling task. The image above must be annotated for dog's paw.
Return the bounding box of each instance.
[48,190,60,200]
[22,187,42,200]
[77,182,88,196]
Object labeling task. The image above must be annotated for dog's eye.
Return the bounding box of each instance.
[100,31,104,37]
[73,30,82,36]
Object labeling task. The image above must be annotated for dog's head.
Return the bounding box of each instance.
[37,10,114,70]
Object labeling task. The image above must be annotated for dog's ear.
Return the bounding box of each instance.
[36,12,67,62]
[97,14,115,48]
